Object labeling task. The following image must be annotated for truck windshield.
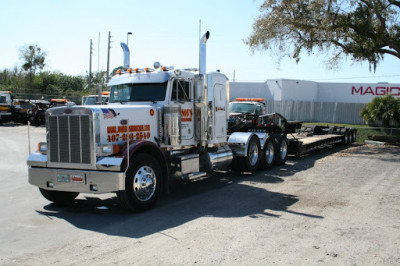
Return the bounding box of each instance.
[0,96,7,103]
[110,82,168,103]
[229,102,255,114]
[84,96,108,105]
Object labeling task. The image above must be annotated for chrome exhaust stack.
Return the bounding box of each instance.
[120,42,130,69]
[199,31,210,75]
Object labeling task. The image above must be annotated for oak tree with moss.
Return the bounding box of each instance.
[247,0,400,70]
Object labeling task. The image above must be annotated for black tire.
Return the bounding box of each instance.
[344,131,351,145]
[117,153,162,211]
[259,137,275,170]
[39,188,79,205]
[236,135,261,172]
[274,135,288,165]
[351,130,357,143]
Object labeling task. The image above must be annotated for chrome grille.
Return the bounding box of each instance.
[48,115,92,164]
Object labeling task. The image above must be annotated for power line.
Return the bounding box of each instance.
[314,74,400,81]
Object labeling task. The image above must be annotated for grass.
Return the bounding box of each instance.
[302,122,400,144]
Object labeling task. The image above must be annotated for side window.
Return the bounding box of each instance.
[255,104,262,115]
[171,79,191,102]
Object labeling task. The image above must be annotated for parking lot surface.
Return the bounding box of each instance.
[1,125,399,265]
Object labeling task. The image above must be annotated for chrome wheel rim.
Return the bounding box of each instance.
[280,140,288,160]
[249,141,259,166]
[265,142,274,165]
[133,166,156,202]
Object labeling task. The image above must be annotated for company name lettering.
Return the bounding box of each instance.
[351,86,400,96]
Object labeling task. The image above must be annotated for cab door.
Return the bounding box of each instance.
[170,78,195,143]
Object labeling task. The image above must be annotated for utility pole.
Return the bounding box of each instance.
[97,32,100,72]
[106,31,112,82]
[88,39,93,91]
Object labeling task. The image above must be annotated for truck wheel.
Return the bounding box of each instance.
[351,130,357,143]
[39,188,79,205]
[117,153,162,211]
[236,135,261,172]
[343,131,351,145]
[259,137,275,170]
[274,135,288,165]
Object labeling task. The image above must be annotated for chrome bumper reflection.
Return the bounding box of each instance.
[28,167,125,193]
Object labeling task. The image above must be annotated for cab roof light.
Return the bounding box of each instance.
[161,66,174,71]
[117,69,122,75]
[144,67,154,73]
[51,98,67,102]
[236,98,265,102]
[127,68,132,73]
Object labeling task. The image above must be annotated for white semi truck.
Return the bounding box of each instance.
[27,32,354,211]
[27,32,290,210]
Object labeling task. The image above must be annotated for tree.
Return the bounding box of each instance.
[247,0,400,70]
[361,94,400,127]
[19,44,47,77]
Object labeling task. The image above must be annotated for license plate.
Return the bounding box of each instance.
[57,174,84,183]
[57,174,70,182]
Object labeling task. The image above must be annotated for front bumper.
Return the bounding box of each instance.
[28,167,125,193]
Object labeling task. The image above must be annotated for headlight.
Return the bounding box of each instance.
[102,143,114,155]
[99,143,120,156]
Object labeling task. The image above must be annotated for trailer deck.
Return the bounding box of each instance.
[287,133,344,155]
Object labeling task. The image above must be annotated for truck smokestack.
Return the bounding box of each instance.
[199,31,210,75]
[120,42,130,69]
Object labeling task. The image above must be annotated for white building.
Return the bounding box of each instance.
[230,80,400,125]
[230,79,400,104]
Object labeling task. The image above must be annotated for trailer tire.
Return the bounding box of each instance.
[274,135,288,165]
[259,137,275,170]
[39,188,79,205]
[117,153,162,211]
[351,130,357,143]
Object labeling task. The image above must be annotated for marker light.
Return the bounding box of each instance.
[127,68,132,73]
[236,98,265,102]
[38,142,47,154]
[117,69,122,75]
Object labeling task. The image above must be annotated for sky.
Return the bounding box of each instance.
[0,0,399,84]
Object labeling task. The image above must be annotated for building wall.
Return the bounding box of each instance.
[230,80,400,103]
[230,80,400,125]
[264,100,366,124]
[317,82,400,103]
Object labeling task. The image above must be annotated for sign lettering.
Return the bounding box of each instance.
[106,124,151,142]
[351,86,400,96]
[181,108,193,122]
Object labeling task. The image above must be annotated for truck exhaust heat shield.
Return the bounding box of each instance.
[163,106,181,145]
[199,31,210,75]
[120,42,130,69]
